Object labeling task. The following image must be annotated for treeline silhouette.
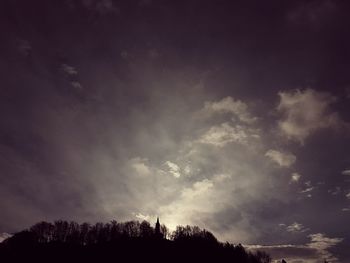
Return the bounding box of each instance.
[0,220,271,263]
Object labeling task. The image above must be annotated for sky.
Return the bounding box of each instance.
[0,0,350,262]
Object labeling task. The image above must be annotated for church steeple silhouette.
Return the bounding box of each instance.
[155,217,162,239]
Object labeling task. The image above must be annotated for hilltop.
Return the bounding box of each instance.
[0,219,271,263]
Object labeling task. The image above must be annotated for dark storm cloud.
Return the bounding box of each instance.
[1,0,350,262]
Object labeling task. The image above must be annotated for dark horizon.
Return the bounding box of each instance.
[1,1,350,262]
[0,218,272,263]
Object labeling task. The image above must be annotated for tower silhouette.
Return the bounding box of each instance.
[155,217,162,239]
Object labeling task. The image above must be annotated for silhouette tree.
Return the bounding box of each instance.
[30,221,54,243]
[53,220,69,242]
[123,221,140,238]
[0,219,272,263]
[140,220,154,239]
[79,222,91,245]
[160,224,169,239]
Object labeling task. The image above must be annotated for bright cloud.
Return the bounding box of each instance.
[199,123,259,147]
[165,161,181,178]
[300,187,314,194]
[341,170,350,176]
[265,149,296,167]
[202,96,257,124]
[286,222,309,233]
[0,233,12,243]
[277,89,341,143]
[247,233,343,263]
[291,172,301,183]
[308,233,343,262]
[134,212,151,221]
[159,178,216,230]
[181,179,214,199]
[129,157,151,176]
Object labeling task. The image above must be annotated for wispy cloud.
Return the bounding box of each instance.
[0,233,12,243]
[61,64,83,90]
[70,81,83,90]
[199,123,259,147]
[134,212,151,221]
[277,89,341,144]
[265,149,296,167]
[165,161,181,178]
[247,233,343,263]
[201,96,257,124]
[159,178,215,230]
[286,222,310,233]
[300,187,314,194]
[308,233,343,262]
[129,157,152,177]
[62,64,78,76]
[328,186,341,196]
[341,170,350,176]
[290,172,301,183]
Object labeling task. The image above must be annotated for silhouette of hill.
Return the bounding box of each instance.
[0,220,271,263]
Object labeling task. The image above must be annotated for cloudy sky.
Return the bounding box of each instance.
[1,0,350,262]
